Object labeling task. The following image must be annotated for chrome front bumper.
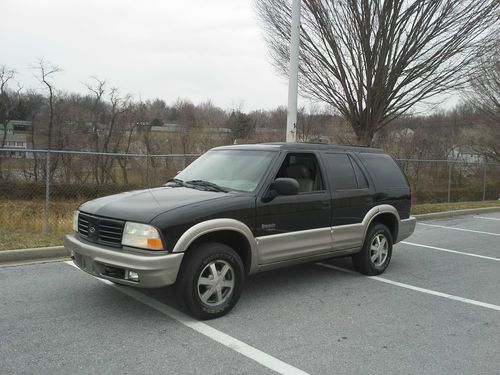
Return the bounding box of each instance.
[397,216,417,243]
[64,234,184,288]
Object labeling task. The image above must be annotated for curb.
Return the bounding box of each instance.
[0,246,67,265]
[1,206,499,264]
[413,206,500,221]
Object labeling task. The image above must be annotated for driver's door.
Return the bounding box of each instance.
[255,152,332,264]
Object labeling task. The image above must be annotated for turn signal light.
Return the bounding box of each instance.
[147,238,164,250]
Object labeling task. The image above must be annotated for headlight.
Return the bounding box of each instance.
[122,222,164,250]
[73,211,79,232]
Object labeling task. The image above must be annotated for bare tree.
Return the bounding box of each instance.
[99,88,131,183]
[84,77,106,183]
[116,104,138,185]
[36,60,61,151]
[102,88,129,154]
[467,41,500,161]
[85,77,106,151]
[26,90,44,182]
[0,65,16,180]
[468,44,500,126]
[175,99,197,154]
[35,59,63,191]
[256,0,499,145]
[226,110,255,143]
[0,65,15,149]
[296,104,332,142]
[0,67,23,181]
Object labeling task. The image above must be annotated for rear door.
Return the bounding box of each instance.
[320,152,374,250]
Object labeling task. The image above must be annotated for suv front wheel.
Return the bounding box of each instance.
[352,223,393,276]
[176,242,245,320]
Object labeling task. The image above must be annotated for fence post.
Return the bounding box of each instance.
[43,150,50,233]
[482,163,487,201]
[146,154,150,187]
[447,163,452,203]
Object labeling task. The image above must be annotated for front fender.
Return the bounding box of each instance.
[172,218,260,274]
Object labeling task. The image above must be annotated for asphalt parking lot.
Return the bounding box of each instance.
[1,213,499,374]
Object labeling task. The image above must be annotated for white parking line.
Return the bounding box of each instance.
[401,241,500,262]
[64,261,309,375]
[475,216,500,222]
[418,222,500,237]
[316,263,500,312]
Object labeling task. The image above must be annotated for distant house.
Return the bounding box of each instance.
[394,128,415,140]
[447,145,484,164]
[0,134,31,158]
[10,120,32,132]
[149,123,231,134]
[2,134,27,148]
[151,123,182,133]
[212,127,231,134]
[307,136,330,144]
[0,123,14,135]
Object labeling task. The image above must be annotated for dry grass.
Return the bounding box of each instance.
[0,199,79,250]
[1,199,499,250]
[412,200,500,215]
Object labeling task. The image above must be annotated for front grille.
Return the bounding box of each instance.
[78,212,125,247]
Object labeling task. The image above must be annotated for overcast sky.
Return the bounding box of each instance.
[1,0,293,110]
[1,0,457,112]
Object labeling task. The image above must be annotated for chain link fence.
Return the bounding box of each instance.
[0,149,499,250]
[0,149,198,250]
[397,159,500,204]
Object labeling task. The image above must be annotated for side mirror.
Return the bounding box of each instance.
[261,178,299,203]
[272,178,299,196]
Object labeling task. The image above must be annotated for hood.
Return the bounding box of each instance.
[78,186,228,223]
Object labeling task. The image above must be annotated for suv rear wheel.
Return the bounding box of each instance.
[176,242,245,320]
[352,223,393,276]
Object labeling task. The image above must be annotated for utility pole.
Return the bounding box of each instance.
[286,0,301,142]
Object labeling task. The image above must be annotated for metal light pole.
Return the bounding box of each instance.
[286,0,301,142]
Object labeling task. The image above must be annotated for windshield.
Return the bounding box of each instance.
[175,150,276,192]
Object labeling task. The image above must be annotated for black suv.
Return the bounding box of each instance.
[65,143,416,319]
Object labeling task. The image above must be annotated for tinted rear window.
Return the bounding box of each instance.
[322,153,357,190]
[351,157,368,189]
[359,153,407,188]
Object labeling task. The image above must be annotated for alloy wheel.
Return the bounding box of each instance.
[197,260,235,307]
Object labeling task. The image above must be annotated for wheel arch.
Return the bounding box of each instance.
[362,205,400,242]
[172,219,259,275]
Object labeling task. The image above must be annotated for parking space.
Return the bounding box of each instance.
[206,264,499,375]
[418,213,500,235]
[1,213,499,374]
[0,261,274,375]
[405,214,500,258]
[381,243,500,305]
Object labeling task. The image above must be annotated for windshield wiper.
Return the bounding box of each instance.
[185,180,228,192]
[166,178,186,187]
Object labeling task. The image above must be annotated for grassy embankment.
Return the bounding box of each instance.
[0,200,80,251]
[1,199,499,250]
[411,200,500,214]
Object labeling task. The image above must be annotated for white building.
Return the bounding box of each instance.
[447,145,484,164]
[0,134,30,158]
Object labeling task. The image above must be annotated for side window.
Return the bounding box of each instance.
[322,153,359,190]
[274,153,324,193]
[359,153,407,188]
[351,157,368,189]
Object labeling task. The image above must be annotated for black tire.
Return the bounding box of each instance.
[352,223,393,276]
[175,242,245,320]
